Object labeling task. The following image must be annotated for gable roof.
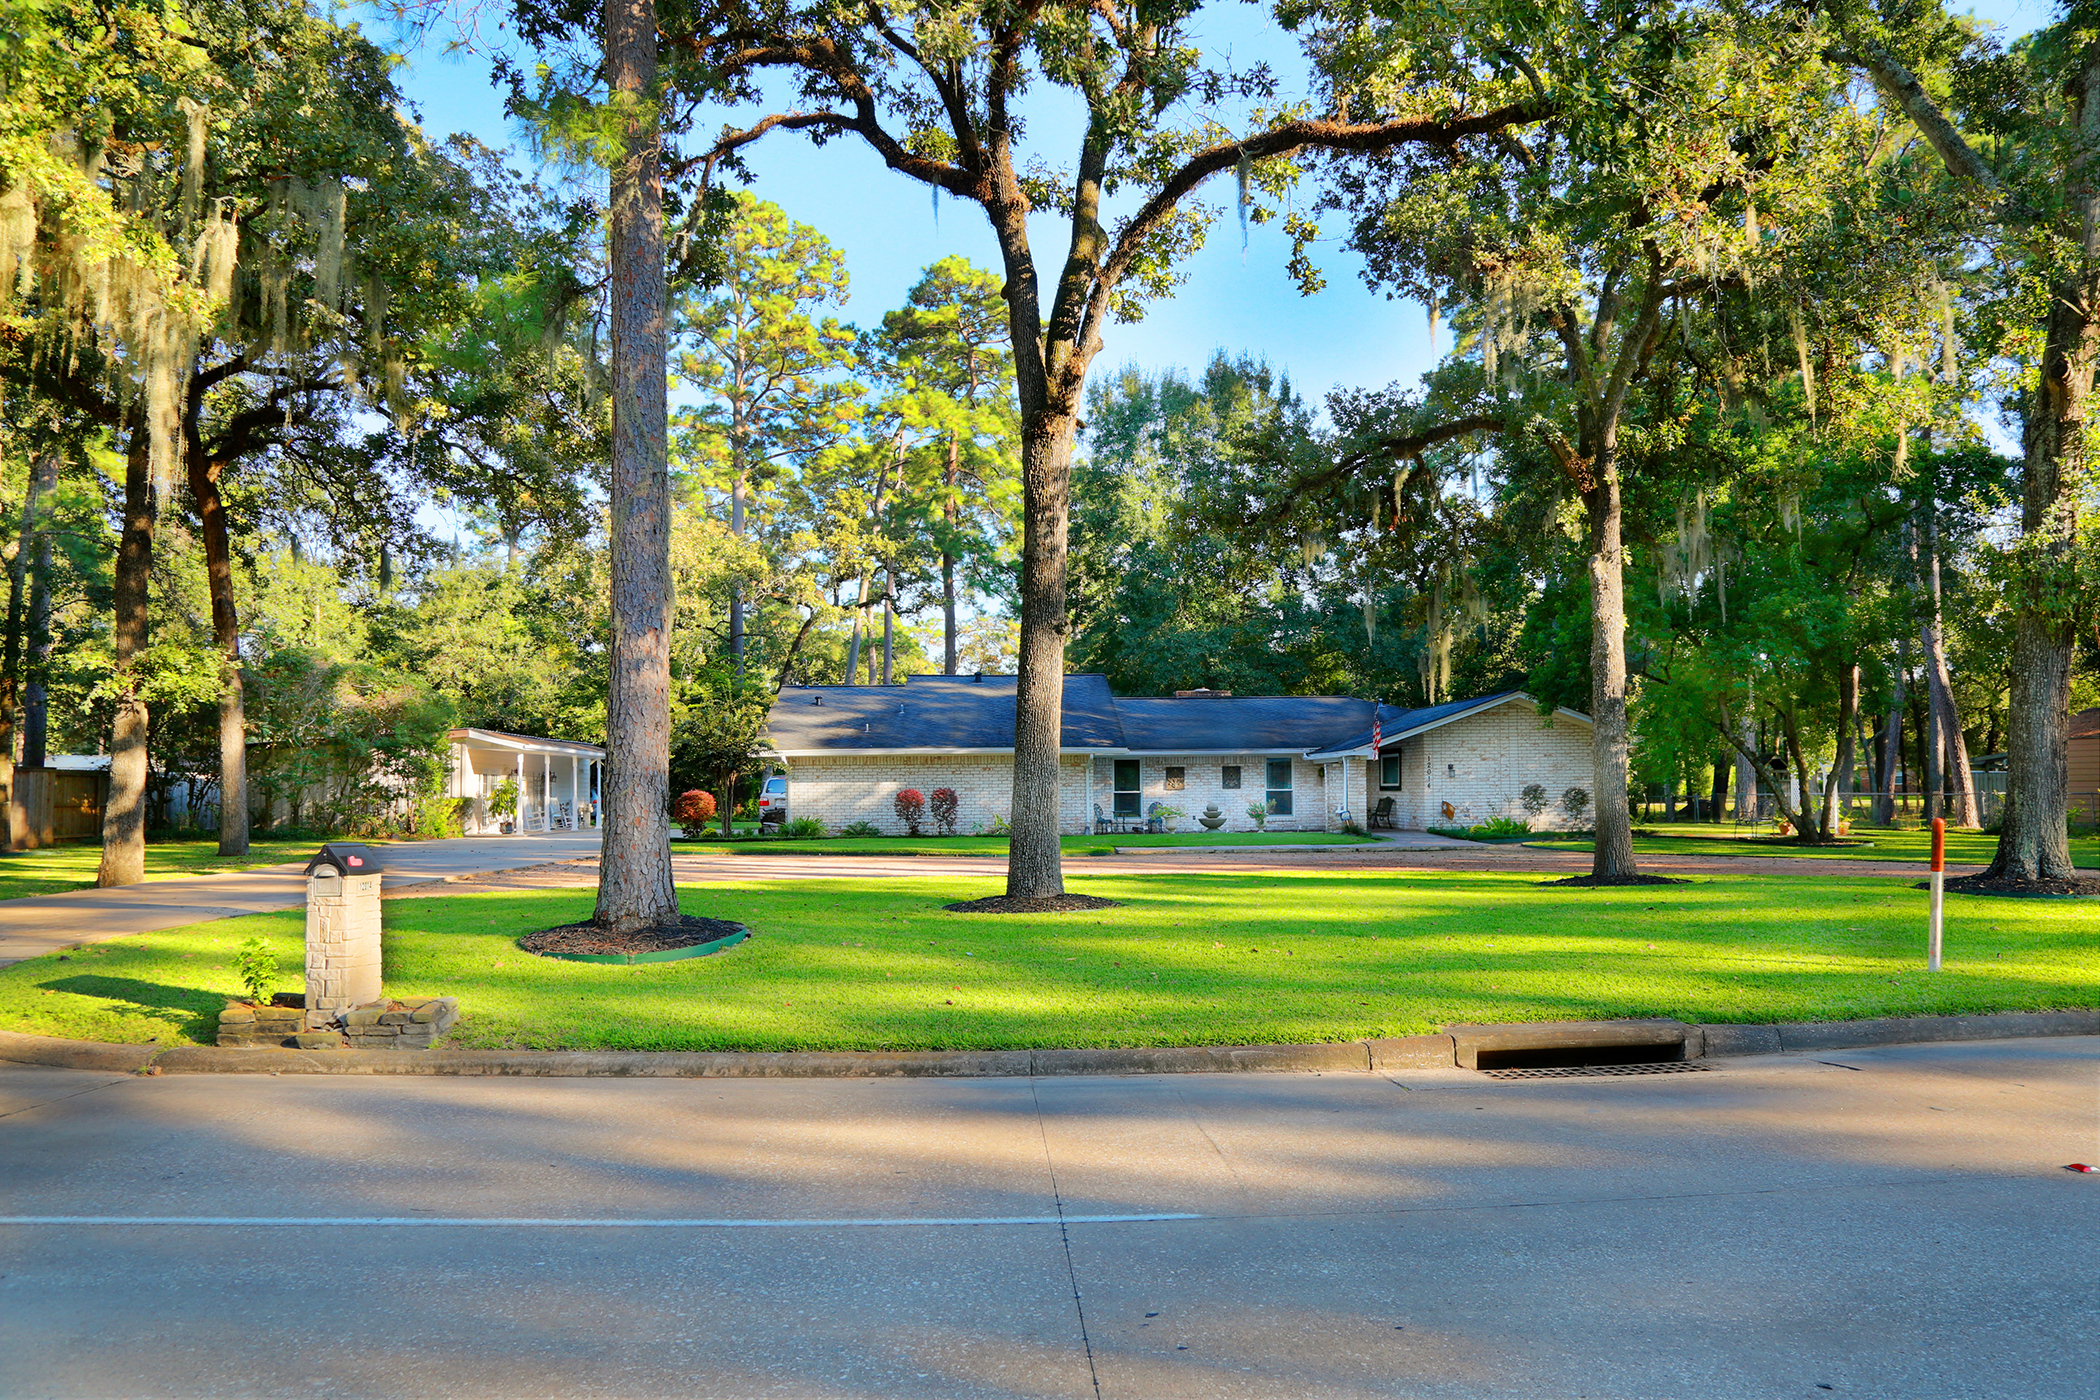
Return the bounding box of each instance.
[765,674,1125,755]
[766,676,1588,759]
[1303,690,1585,759]
[2072,708,2100,743]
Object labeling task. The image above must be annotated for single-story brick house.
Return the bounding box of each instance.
[761,674,1596,835]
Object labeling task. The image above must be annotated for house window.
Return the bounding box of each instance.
[1380,753,1401,789]
[1164,766,1186,791]
[1265,759,1294,816]
[1113,759,1141,817]
[1221,765,1242,789]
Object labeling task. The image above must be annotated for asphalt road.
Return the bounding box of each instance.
[2,1037,2093,1399]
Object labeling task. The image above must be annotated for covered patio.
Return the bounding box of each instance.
[446,728,605,836]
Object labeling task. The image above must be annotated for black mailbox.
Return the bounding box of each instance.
[305,843,385,877]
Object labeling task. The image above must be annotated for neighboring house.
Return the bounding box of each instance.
[2073,708,2100,825]
[762,674,1596,835]
[444,728,606,835]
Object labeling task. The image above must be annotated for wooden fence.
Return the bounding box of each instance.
[9,768,109,848]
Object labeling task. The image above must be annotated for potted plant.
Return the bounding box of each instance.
[1246,800,1269,832]
[489,777,520,835]
[1156,804,1186,832]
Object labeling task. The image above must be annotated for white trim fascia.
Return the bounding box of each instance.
[450,728,607,758]
[763,746,1132,759]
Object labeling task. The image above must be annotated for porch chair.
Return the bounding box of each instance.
[1370,796,1397,830]
[1093,803,1116,835]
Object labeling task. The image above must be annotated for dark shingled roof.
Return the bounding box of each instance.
[766,674,1125,752]
[765,677,1581,757]
[2072,708,2100,742]
[1113,695,1376,752]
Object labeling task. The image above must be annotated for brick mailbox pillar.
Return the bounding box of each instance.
[304,843,384,1031]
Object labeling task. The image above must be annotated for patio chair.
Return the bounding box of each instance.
[1370,797,1397,830]
[1093,803,1116,835]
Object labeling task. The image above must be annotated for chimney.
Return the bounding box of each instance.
[1174,689,1233,698]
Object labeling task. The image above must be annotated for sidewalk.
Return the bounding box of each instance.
[0,833,602,967]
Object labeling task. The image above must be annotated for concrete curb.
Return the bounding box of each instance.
[0,1012,2090,1080]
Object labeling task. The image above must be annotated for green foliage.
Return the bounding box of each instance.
[780,816,827,839]
[231,936,278,1009]
[838,821,883,838]
[488,778,520,820]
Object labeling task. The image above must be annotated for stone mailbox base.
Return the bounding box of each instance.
[219,996,460,1050]
[305,869,382,1031]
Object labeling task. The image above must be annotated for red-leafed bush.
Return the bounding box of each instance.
[929,787,960,836]
[893,788,926,836]
[674,789,717,837]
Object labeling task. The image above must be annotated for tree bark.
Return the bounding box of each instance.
[187,447,248,856]
[1820,662,1859,837]
[593,0,679,933]
[943,434,959,674]
[1582,465,1636,878]
[0,453,50,850]
[22,449,55,772]
[1877,657,1905,824]
[1709,756,1728,824]
[728,466,745,673]
[98,422,155,887]
[1006,409,1077,897]
[881,567,894,685]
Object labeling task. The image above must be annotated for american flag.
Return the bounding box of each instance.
[1370,712,1381,756]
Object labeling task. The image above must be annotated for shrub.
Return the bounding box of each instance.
[1340,820,1369,837]
[1474,815,1531,838]
[1245,801,1269,830]
[893,788,926,835]
[1519,783,1549,818]
[985,812,1012,835]
[1561,786,1592,824]
[673,789,718,838]
[781,816,827,839]
[839,820,882,837]
[233,936,279,1008]
[488,777,520,820]
[929,787,960,836]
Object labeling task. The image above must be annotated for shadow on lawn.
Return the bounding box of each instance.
[45,974,221,1042]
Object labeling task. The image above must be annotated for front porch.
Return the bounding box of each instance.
[446,728,606,836]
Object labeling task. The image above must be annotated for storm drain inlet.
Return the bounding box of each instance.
[1481,1061,1714,1081]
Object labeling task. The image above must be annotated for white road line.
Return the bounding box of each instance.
[0,1213,1203,1229]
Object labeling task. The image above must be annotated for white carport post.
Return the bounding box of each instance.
[541,752,551,832]
[515,749,526,832]
[570,754,579,829]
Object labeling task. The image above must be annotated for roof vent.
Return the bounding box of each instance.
[1174,689,1233,698]
[973,672,984,682]
[811,696,822,706]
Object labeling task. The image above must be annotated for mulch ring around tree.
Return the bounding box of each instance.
[944,894,1123,914]
[1933,872,2100,899]
[520,915,749,958]
[1539,874,1695,888]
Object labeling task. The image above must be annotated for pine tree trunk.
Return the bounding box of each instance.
[1582,466,1637,879]
[22,450,55,771]
[1006,409,1077,898]
[1821,662,1859,837]
[1877,660,1904,824]
[188,454,248,856]
[943,435,959,674]
[0,455,47,851]
[881,569,894,685]
[1709,758,1728,825]
[728,466,745,673]
[593,0,678,933]
[97,425,154,887]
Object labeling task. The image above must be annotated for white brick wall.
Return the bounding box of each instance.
[1370,699,1595,830]
[781,754,1096,835]
[1086,753,1332,833]
[779,698,1596,837]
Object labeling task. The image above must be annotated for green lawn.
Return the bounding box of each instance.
[0,838,380,903]
[681,831,1376,857]
[4,869,2090,1052]
[1529,823,2100,867]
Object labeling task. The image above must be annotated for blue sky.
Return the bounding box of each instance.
[370,0,2049,418]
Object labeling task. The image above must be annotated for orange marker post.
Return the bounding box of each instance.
[1928,818,1946,972]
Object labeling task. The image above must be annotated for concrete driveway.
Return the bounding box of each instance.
[0,832,603,967]
[1,1036,2092,1398]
